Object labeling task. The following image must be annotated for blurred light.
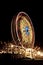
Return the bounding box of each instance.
[0,42,43,59]
[37,51,40,55]
[11,44,14,48]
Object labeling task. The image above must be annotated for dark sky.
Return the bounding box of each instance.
[0,1,43,47]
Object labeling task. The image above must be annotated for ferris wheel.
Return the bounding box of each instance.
[11,12,35,48]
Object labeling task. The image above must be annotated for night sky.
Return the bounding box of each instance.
[0,0,43,48]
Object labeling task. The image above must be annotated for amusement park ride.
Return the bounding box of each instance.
[0,12,43,60]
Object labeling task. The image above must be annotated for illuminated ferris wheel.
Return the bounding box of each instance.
[11,12,35,48]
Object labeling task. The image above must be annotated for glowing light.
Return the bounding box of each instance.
[11,44,14,48]
[40,52,43,56]
[37,51,43,56]
[0,42,43,59]
[25,48,32,59]
[37,51,40,55]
